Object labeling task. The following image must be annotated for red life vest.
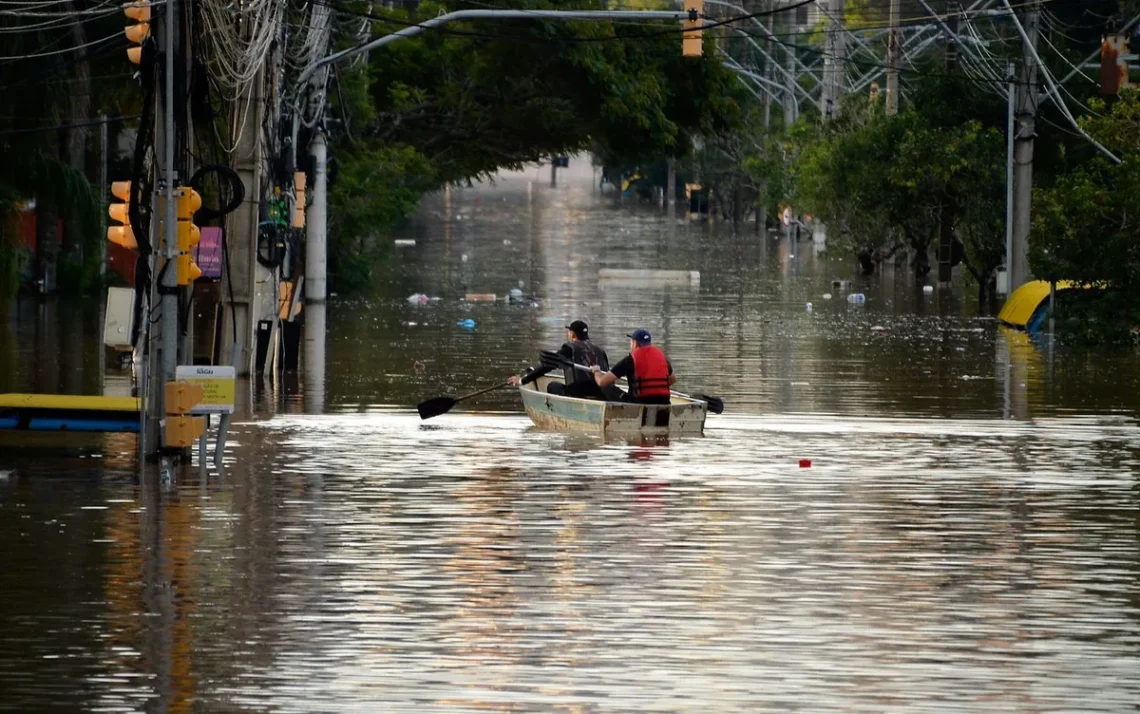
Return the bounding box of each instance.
[630,346,671,399]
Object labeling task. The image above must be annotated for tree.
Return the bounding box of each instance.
[1031,89,1140,344]
[790,77,1005,290]
[322,0,744,288]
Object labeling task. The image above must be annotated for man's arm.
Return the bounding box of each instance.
[508,344,572,385]
[594,369,618,388]
[594,354,632,388]
[667,359,676,386]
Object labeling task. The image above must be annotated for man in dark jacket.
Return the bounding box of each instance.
[508,320,618,400]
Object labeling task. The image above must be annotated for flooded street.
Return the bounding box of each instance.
[2,160,1139,712]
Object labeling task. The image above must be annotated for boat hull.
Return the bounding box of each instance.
[519,376,707,437]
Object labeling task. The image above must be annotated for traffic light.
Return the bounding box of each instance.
[682,0,703,58]
[123,1,150,65]
[107,181,136,250]
[175,186,202,285]
[164,380,204,448]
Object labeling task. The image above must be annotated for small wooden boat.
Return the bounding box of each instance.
[519,375,707,437]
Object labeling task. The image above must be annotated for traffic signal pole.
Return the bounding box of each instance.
[160,0,178,388]
[140,0,182,458]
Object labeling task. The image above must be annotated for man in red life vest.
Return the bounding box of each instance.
[591,328,676,405]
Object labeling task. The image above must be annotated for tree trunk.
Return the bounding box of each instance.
[732,178,745,234]
[61,1,91,287]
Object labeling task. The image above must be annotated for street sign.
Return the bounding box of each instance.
[196,227,223,279]
[174,365,236,414]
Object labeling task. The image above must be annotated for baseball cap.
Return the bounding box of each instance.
[627,329,652,346]
[566,320,589,338]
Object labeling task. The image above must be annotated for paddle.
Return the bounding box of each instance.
[538,350,725,414]
[417,381,512,420]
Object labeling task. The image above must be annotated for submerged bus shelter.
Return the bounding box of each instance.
[997,280,1081,333]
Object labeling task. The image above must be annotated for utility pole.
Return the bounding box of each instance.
[666,158,675,218]
[1011,0,1039,292]
[821,0,845,118]
[306,131,328,302]
[784,14,797,127]
[757,9,774,234]
[1003,61,1015,294]
[885,0,901,115]
[221,66,267,375]
[763,11,773,129]
[141,0,179,455]
[98,113,107,280]
[937,2,960,286]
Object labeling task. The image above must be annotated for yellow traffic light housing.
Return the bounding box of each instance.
[175,187,202,285]
[123,1,150,65]
[163,379,205,448]
[682,0,703,58]
[165,380,204,415]
[176,186,202,219]
[107,180,136,250]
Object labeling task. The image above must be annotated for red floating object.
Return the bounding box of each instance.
[799,459,812,468]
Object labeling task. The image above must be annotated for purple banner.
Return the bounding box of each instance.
[196,226,223,279]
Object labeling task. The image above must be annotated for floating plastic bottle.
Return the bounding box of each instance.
[457,319,476,329]
[847,293,866,304]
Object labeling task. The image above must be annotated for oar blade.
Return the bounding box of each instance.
[539,349,567,370]
[417,396,457,420]
[696,394,724,414]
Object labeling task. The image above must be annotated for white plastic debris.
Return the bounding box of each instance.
[822,293,833,300]
[847,293,866,304]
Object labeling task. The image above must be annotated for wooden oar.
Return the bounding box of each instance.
[417,381,512,420]
[539,350,725,414]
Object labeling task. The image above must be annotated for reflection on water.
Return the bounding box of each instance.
[1,161,1139,711]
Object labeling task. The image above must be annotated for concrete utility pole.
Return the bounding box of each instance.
[885,0,901,115]
[784,15,797,127]
[221,66,267,375]
[1003,62,1015,294]
[98,113,107,280]
[306,131,328,302]
[141,0,178,455]
[757,9,774,233]
[1011,0,1039,293]
[937,2,960,286]
[821,0,845,118]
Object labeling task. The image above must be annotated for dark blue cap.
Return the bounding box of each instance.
[627,329,652,346]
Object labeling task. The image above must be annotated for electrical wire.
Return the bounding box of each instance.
[0,28,120,61]
[0,5,118,32]
[0,113,138,136]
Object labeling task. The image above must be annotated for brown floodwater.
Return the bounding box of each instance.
[1,160,1138,712]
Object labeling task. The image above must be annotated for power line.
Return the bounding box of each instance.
[0,28,121,62]
[0,112,139,137]
[305,0,820,45]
